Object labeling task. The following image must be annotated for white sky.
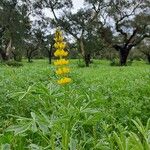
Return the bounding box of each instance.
[72,0,84,12]
[31,0,84,36]
[43,0,84,17]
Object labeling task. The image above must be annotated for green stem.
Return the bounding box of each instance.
[50,129,55,150]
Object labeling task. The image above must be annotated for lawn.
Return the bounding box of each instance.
[0,60,150,149]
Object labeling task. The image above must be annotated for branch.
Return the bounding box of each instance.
[62,23,79,40]
[115,21,128,41]
[44,0,59,23]
[90,1,102,23]
[125,28,138,47]
[101,10,109,27]
[114,0,142,41]
[115,0,142,22]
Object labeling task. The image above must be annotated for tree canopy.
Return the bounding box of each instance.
[0,0,149,66]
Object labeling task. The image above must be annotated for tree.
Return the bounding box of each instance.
[50,0,111,66]
[85,0,150,66]
[33,0,113,66]
[43,34,54,64]
[24,29,44,63]
[0,0,31,61]
[55,9,97,67]
[28,0,73,63]
[108,0,150,65]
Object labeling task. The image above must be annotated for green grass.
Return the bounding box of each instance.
[0,60,150,149]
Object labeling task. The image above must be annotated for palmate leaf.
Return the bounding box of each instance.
[0,144,11,150]
[113,132,125,150]
[28,144,43,150]
[70,138,78,150]
[31,121,38,133]
[112,118,150,150]
[129,132,144,150]
[33,111,52,134]
[6,123,31,136]
[146,118,150,131]
[131,118,150,149]
[132,118,146,138]
[18,85,34,101]
[7,84,35,101]
[6,113,38,135]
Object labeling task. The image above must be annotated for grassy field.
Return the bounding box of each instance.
[0,60,150,149]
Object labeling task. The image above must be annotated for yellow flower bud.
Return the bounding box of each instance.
[54,59,69,66]
[57,77,72,85]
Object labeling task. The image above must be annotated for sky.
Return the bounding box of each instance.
[31,0,85,36]
[43,0,84,18]
[72,0,84,12]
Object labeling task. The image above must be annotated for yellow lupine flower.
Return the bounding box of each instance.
[54,43,59,49]
[63,51,68,57]
[54,50,68,57]
[59,43,66,49]
[53,29,72,85]
[54,36,63,42]
[54,42,66,49]
[54,59,69,66]
[55,68,63,75]
[62,67,70,73]
[55,67,70,75]
[57,77,72,85]
[54,50,60,57]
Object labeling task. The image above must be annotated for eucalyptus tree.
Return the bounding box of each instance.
[50,0,111,67]
[0,0,31,61]
[108,0,150,65]
[53,9,99,67]
[28,0,73,63]
[25,32,40,63]
[24,15,54,63]
[85,0,150,65]
[43,34,54,64]
[32,0,113,66]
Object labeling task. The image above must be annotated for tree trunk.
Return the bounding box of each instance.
[48,45,53,64]
[119,48,130,66]
[0,26,6,61]
[27,50,32,63]
[0,49,9,61]
[5,39,12,60]
[27,51,32,63]
[79,38,85,57]
[12,51,22,62]
[12,52,17,61]
[84,53,91,67]
[79,38,91,67]
[113,45,132,66]
[147,55,150,64]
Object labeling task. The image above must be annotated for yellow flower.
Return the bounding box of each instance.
[59,42,66,49]
[63,51,68,57]
[55,67,70,75]
[57,77,72,85]
[54,36,63,42]
[55,68,63,75]
[54,42,66,49]
[62,67,70,74]
[54,59,69,66]
[54,50,61,57]
[53,29,72,85]
[54,42,59,49]
[54,50,68,57]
